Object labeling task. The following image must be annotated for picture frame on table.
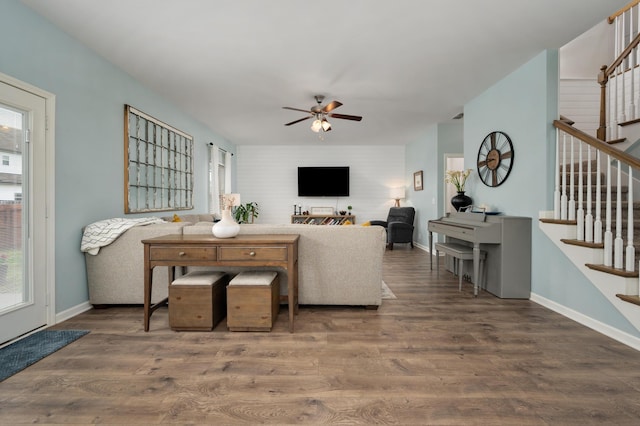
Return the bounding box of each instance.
[413,170,423,191]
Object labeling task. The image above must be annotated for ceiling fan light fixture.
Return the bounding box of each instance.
[310,118,322,132]
[284,96,362,132]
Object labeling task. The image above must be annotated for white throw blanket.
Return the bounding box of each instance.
[81,217,165,255]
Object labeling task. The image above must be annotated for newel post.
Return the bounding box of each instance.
[598,65,609,141]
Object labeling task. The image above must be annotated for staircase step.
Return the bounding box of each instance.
[560,239,603,249]
[616,294,640,306]
[563,185,629,195]
[619,117,640,127]
[560,159,597,171]
[585,263,639,277]
[606,137,627,145]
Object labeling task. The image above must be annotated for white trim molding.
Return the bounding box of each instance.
[531,292,640,352]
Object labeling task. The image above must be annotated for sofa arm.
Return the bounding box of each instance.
[369,220,388,228]
[85,222,189,305]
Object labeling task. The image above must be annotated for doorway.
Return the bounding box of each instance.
[0,76,54,345]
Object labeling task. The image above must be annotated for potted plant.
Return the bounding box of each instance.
[445,169,473,211]
[233,202,260,224]
[347,205,353,215]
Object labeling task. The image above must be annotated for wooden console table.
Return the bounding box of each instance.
[142,234,299,332]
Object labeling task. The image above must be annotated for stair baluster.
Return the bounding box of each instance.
[609,20,620,139]
[629,10,636,120]
[621,13,627,124]
[615,159,624,268]
[636,4,640,120]
[604,154,613,267]
[585,146,593,243]
[561,133,568,220]
[569,137,576,221]
[627,164,635,272]
[577,140,584,241]
[554,130,561,220]
[595,149,603,244]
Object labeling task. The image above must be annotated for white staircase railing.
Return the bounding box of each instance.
[599,1,640,141]
[543,2,640,334]
[554,119,640,278]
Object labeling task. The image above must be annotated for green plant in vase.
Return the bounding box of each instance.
[233,202,260,224]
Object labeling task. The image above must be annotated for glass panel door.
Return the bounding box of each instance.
[0,106,26,313]
[0,80,47,345]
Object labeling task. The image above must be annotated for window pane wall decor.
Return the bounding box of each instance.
[124,105,193,213]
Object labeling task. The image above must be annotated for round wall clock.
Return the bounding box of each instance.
[476,131,514,187]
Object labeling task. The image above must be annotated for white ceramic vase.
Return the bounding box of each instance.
[212,209,240,238]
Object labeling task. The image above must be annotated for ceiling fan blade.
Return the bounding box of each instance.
[283,106,313,114]
[284,116,312,126]
[328,113,362,121]
[322,101,342,113]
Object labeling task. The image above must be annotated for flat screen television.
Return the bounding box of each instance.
[297,166,350,197]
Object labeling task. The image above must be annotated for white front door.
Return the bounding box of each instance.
[0,80,49,345]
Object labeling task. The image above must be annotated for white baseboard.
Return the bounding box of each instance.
[530,292,640,352]
[414,241,429,252]
[55,301,92,324]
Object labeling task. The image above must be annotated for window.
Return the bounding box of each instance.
[124,105,194,213]
[208,145,232,214]
[217,148,226,206]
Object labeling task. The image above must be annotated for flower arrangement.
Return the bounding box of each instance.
[446,169,473,192]
[220,193,241,210]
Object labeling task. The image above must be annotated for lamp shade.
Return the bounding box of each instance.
[390,187,406,200]
[310,119,322,132]
[390,187,405,207]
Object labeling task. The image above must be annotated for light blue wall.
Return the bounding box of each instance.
[406,125,437,247]
[406,122,463,247]
[0,1,235,313]
[464,50,639,337]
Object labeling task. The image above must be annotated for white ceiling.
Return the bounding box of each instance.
[22,0,628,146]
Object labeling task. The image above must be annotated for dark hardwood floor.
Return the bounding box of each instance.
[1,247,640,424]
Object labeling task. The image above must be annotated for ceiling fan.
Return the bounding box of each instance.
[283,95,362,132]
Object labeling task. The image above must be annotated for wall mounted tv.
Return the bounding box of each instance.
[297,166,350,197]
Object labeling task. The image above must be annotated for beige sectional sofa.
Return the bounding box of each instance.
[84,219,386,307]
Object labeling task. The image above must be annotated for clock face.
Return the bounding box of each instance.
[476,131,514,187]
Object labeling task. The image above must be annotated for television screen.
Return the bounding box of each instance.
[297,167,350,197]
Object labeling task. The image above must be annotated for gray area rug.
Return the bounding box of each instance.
[382,280,397,299]
[0,329,89,382]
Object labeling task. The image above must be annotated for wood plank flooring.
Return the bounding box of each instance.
[1,247,640,424]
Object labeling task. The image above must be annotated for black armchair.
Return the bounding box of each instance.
[370,207,415,250]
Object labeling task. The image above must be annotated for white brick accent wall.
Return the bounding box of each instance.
[236,145,406,225]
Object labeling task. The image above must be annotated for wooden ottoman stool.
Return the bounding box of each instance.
[169,271,228,331]
[227,271,280,331]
